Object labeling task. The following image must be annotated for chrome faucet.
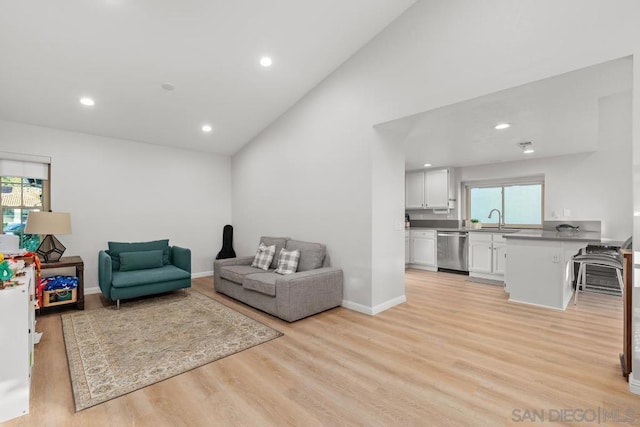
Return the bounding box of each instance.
[488,208,503,230]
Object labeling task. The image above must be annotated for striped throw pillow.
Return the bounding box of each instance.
[251,243,276,270]
[274,248,301,275]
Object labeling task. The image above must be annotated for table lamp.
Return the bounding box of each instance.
[24,211,72,263]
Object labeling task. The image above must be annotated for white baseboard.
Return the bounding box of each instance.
[630,372,640,395]
[406,264,437,272]
[372,294,407,315]
[342,294,407,316]
[85,286,101,295]
[192,271,213,279]
[341,300,373,315]
[469,272,504,282]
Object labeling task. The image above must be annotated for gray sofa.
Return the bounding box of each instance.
[213,236,343,322]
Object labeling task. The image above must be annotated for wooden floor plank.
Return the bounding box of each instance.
[3,269,638,426]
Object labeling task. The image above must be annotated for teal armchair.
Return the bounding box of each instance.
[98,239,191,308]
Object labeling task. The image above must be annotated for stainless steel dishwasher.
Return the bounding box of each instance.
[437,231,469,272]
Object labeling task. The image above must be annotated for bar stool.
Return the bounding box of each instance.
[573,248,624,305]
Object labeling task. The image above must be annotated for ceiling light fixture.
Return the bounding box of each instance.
[423,163,432,167]
[201,124,213,133]
[518,141,535,154]
[79,97,95,107]
[259,56,273,67]
[494,123,510,130]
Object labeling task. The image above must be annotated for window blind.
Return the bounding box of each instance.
[0,152,50,180]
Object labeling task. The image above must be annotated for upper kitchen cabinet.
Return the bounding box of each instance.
[405,168,456,210]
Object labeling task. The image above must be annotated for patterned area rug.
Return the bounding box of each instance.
[62,290,282,411]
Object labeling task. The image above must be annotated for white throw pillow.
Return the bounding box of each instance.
[251,243,276,270]
[274,248,300,275]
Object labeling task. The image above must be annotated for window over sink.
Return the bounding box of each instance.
[465,178,543,229]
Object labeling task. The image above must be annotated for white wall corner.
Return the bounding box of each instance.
[372,294,406,315]
[342,294,406,316]
[85,286,101,295]
[192,271,213,279]
[341,299,374,315]
[629,372,640,395]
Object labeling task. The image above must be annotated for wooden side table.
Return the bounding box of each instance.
[40,255,84,310]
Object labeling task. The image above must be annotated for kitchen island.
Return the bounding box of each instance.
[504,230,620,310]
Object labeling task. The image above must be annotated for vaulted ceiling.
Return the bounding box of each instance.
[0,0,415,155]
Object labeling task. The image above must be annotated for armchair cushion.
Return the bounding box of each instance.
[108,239,170,269]
[119,250,164,272]
[112,265,190,288]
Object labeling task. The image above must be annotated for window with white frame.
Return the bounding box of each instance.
[0,155,51,250]
[465,178,544,228]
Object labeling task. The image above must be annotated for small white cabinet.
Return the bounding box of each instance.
[405,172,425,209]
[405,230,410,265]
[0,266,36,423]
[409,229,437,271]
[405,168,456,210]
[469,232,506,281]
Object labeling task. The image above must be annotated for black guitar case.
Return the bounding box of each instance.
[216,224,237,259]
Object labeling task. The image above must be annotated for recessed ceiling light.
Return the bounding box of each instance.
[201,124,213,133]
[79,97,95,107]
[494,123,510,130]
[259,56,273,67]
[523,148,535,154]
[423,163,432,167]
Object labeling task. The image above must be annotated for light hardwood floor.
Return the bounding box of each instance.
[4,269,639,426]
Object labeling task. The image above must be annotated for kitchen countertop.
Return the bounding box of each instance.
[406,227,519,234]
[501,229,619,243]
[408,227,622,245]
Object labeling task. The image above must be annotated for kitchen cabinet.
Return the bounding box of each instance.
[409,230,437,271]
[405,230,410,265]
[405,172,425,209]
[469,232,506,281]
[405,168,456,210]
[505,238,584,310]
[0,266,36,423]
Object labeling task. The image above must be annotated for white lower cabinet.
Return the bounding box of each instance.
[409,229,437,271]
[405,230,410,266]
[0,266,35,423]
[469,232,506,281]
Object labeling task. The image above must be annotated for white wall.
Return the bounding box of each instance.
[458,92,632,240]
[231,77,376,308]
[233,0,640,313]
[0,120,232,293]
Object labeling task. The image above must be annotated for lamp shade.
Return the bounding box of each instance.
[25,211,72,235]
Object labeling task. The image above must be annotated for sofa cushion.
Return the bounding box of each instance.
[251,243,276,270]
[119,250,164,272]
[243,272,279,297]
[111,265,190,288]
[285,240,326,272]
[275,248,300,275]
[108,239,170,269]
[220,265,271,284]
[260,236,288,269]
